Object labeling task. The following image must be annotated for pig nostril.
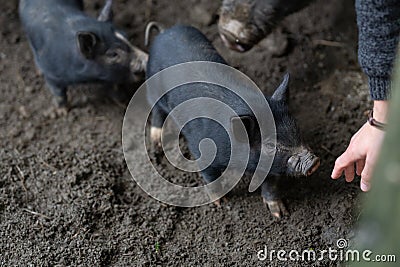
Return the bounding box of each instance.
[306,158,320,176]
[220,32,253,52]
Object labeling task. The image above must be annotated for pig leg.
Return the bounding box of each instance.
[201,167,227,207]
[45,78,68,116]
[150,105,167,152]
[31,55,43,77]
[27,41,43,77]
[35,67,43,77]
[261,176,288,219]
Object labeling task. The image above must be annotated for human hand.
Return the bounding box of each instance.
[331,101,388,191]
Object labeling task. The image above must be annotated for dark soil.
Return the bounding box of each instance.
[1,0,371,266]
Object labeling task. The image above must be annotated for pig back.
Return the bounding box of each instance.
[147,25,227,78]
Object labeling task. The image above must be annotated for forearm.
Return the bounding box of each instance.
[373,100,389,123]
[355,0,400,100]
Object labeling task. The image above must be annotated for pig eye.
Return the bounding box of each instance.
[106,50,119,59]
[266,142,275,149]
[262,142,276,153]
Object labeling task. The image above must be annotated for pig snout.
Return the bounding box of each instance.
[218,0,272,52]
[218,0,314,52]
[130,48,148,74]
[115,32,148,78]
[218,20,256,52]
[287,150,320,177]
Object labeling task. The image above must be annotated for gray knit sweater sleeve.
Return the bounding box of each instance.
[356,0,400,100]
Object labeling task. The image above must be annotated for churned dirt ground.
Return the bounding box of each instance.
[1,0,371,266]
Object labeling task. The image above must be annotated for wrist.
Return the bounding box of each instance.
[373,100,389,123]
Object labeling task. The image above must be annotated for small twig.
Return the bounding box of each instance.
[37,156,58,172]
[16,165,28,192]
[321,145,335,156]
[72,228,90,239]
[313,39,346,48]
[23,208,52,220]
[7,167,12,179]
[29,160,35,180]
[122,253,135,256]
[13,148,21,157]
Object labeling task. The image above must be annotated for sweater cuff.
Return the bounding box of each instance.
[369,76,391,100]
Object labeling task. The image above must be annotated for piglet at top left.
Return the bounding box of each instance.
[19,0,148,113]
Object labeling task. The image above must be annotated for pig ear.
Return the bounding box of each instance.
[98,0,113,22]
[77,32,99,59]
[231,116,256,143]
[271,73,290,102]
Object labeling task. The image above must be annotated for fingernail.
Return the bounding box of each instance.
[361,181,370,192]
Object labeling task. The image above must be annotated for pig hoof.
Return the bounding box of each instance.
[44,105,69,119]
[56,106,69,116]
[35,68,43,77]
[264,199,288,219]
[213,197,228,207]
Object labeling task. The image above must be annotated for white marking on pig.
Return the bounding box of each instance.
[115,32,148,71]
[150,126,162,145]
[222,19,244,37]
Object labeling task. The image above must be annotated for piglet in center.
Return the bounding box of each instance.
[146,24,319,219]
